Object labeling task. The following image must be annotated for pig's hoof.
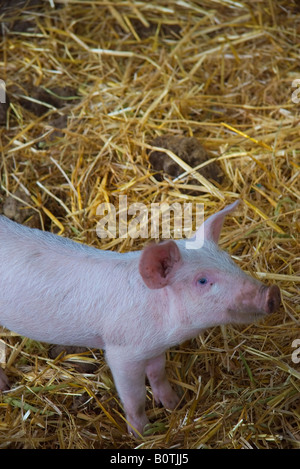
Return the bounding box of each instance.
[157,389,180,410]
[127,415,149,438]
[0,368,10,391]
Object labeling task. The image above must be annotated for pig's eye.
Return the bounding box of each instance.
[197,277,208,285]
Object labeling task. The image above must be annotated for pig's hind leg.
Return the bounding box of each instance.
[146,353,180,410]
[105,348,149,437]
[0,367,10,391]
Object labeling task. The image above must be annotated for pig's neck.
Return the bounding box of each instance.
[150,286,202,349]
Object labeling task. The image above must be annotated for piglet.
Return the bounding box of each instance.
[0,201,280,436]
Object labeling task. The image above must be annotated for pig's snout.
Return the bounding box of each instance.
[264,284,281,314]
[230,281,281,322]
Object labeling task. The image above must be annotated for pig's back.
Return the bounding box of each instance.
[0,215,129,260]
[0,216,141,347]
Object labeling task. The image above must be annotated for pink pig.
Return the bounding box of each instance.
[0,200,280,436]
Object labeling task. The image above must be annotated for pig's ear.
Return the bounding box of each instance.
[139,240,182,289]
[204,200,240,243]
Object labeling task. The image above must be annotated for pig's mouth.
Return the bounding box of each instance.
[227,306,268,324]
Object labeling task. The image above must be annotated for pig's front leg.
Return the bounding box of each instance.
[0,367,10,391]
[146,353,180,410]
[105,348,149,437]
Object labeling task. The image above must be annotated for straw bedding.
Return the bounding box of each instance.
[0,0,299,449]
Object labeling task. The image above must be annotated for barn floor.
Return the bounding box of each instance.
[0,0,299,449]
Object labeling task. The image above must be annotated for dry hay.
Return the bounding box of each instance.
[0,0,299,449]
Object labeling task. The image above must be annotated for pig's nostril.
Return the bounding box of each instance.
[265,285,281,314]
[267,298,275,314]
